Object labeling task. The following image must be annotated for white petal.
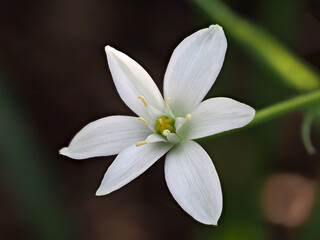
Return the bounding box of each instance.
[96,142,173,195]
[166,133,180,144]
[145,105,164,131]
[179,97,255,139]
[106,46,165,117]
[174,117,188,132]
[59,116,151,159]
[165,140,222,225]
[164,25,227,117]
[146,133,167,143]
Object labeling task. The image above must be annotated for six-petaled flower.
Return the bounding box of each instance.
[60,25,255,225]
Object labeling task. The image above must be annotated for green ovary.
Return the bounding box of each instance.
[156,116,176,136]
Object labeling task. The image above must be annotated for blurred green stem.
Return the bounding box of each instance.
[201,89,320,140]
[192,0,320,91]
[251,90,320,126]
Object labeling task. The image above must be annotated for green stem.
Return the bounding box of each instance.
[192,0,320,91]
[201,89,320,140]
[250,90,320,127]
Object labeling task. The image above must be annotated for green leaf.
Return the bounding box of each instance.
[301,111,316,155]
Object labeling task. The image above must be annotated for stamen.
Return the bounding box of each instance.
[165,97,171,108]
[138,95,148,107]
[162,129,170,136]
[186,114,192,120]
[159,118,163,125]
[135,140,148,147]
[138,117,147,125]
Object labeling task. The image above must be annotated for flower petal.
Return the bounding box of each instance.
[96,142,173,195]
[166,133,180,144]
[59,116,151,159]
[164,140,222,225]
[163,25,227,117]
[145,105,164,131]
[146,133,167,143]
[179,97,255,139]
[106,46,165,117]
[174,117,188,132]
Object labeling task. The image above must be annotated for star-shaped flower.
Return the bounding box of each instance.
[60,25,255,225]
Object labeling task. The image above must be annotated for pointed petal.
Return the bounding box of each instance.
[59,116,151,159]
[165,141,222,225]
[106,46,165,117]
[174,117,188,132]
[164,25,227,117]
[96,142,173,195]
[166,133,180,144]
[145,105,164,131]
[146,133,167,143]
[179,97,255,139]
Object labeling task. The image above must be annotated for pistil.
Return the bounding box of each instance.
[156,116,176,137]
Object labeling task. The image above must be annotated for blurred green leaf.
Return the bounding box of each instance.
[192,0,320,91]
[301,110,316,155]
[0,75,78,240]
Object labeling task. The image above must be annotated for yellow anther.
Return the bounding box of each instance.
[165,97,171,108]
[135,140,148,147]
[159,118,163,125]
[163,129,170,136]
[138,117,147,125]
[186,114,192,120]
[138,95,148,107]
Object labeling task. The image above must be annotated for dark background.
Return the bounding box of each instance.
[0,0,320,239]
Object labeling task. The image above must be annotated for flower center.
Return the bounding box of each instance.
[156,116,176,137]
[135,95,192,147]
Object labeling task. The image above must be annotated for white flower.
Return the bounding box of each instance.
[60,25,255,225]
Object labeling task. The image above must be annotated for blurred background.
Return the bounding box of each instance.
[0,0,320,239]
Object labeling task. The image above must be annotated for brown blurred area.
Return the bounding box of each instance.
[0,1,204,240]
